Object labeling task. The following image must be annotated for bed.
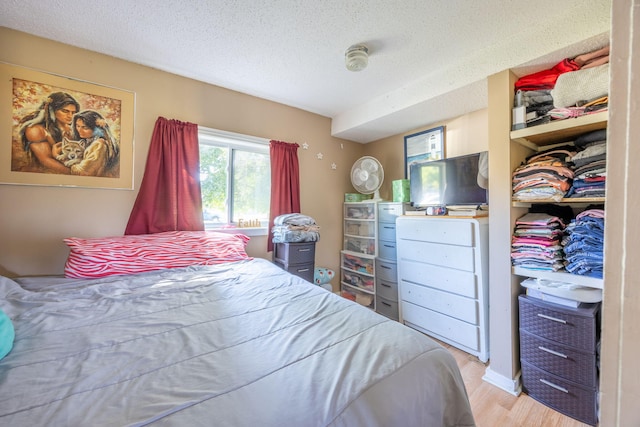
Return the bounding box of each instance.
[0,231,475,426]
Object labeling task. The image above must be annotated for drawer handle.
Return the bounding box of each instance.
[383,244,395,248]
[383,226,394,229]
[537,313,567,324]
[538,346,568,359]
[297,268,310,272]
[380,265,392,270]
[539,378,569,394]
[381,301,392,307]
[298,248,311,252]
[381,283,392,288]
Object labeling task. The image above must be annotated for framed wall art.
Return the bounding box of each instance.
[0,62,135,189]
[403,126,445,178]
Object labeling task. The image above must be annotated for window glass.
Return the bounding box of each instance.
[199,128,270,229]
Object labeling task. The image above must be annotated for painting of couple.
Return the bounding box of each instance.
[0,63,134,189]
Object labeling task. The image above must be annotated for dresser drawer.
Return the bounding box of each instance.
[274,260,314,283]
[341,286,374,309]
[341,269,374,292]
[398,258,478,298]
[397,218,475,246]
[401,281,478,324]
[378,203,404,222]
[274,242,315,265]
[397,239,475,271]
[519,296,599,352]
[378,222,396,241]
[378,240,397,260]
[402,301,480,351]
[345,219,376,237]
[341,252,374,275]
[520,330,597,388]
[375,258,397,282]
[521,361,598,426]
[375,277,398,302]
[376,295,399,320]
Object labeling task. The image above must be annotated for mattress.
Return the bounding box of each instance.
[0,258,475,426]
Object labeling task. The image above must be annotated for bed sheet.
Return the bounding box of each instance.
[0,258,475,426]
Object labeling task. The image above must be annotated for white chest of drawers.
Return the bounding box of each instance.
[396,216,489,362]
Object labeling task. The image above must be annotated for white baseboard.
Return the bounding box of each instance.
[482,366,522,396]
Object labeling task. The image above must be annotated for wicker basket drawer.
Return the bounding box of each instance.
[521,361,598,426]
[274,242,315,265]
[520,330,597,388]
[519,295,599,352]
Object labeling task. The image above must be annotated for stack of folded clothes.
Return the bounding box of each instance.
[511,213,566,271]
[563,209,605,278]
[567,129,607,198]
[512,147,576,202]
[271,213,320,243]
[513,45,609,127]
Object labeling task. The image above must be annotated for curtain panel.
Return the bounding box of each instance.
[125,117,204,235]
[268,140,300,252]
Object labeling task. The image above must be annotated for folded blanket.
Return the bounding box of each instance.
[551,63,609,108]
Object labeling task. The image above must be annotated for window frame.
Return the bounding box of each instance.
[198,126,270,236]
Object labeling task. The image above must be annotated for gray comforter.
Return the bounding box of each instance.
[0,259,475,426]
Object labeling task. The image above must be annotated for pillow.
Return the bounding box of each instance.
[0,309,15,360]
[313,267,335,285]
[64,231,251,279]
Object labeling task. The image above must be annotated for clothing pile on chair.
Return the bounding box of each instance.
[511,213,566,272]
[512,147,575,202]
[563,209,605,278]
[271,213,320,243]
[567,129,607,198]
[514,45,610,127]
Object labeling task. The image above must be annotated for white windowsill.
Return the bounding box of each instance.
[207,227,268,237]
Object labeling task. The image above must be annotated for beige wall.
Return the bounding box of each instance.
[0,28,365,280]
[366,109,489,201]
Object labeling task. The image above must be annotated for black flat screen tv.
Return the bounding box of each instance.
[409,151,488,208]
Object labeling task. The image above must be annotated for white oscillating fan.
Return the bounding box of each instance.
[350,156,384,201]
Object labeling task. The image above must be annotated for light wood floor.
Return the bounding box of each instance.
[443,342,591,427]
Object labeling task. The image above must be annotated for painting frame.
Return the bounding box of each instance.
[403,126,445,178]
[0,62,135,190]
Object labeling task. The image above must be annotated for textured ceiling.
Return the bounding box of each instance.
[0,0,611,143]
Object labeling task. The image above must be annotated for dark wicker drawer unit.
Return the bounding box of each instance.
[519,295,600,352]
[274,242,315,265]
[273,242,315,283]
[521,361,598,426]
[520,330,598,388]
[518,295,600,426]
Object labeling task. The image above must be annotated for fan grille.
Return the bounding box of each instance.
[350,156,384,196]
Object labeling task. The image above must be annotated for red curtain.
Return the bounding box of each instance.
[268,140,300,252]
[125,117,204,235]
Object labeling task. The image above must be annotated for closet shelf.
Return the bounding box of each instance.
[510,111,608,150]
[512,266,603,290]
[512,197,605,207]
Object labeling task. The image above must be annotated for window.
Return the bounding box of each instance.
[198,127,270,232]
